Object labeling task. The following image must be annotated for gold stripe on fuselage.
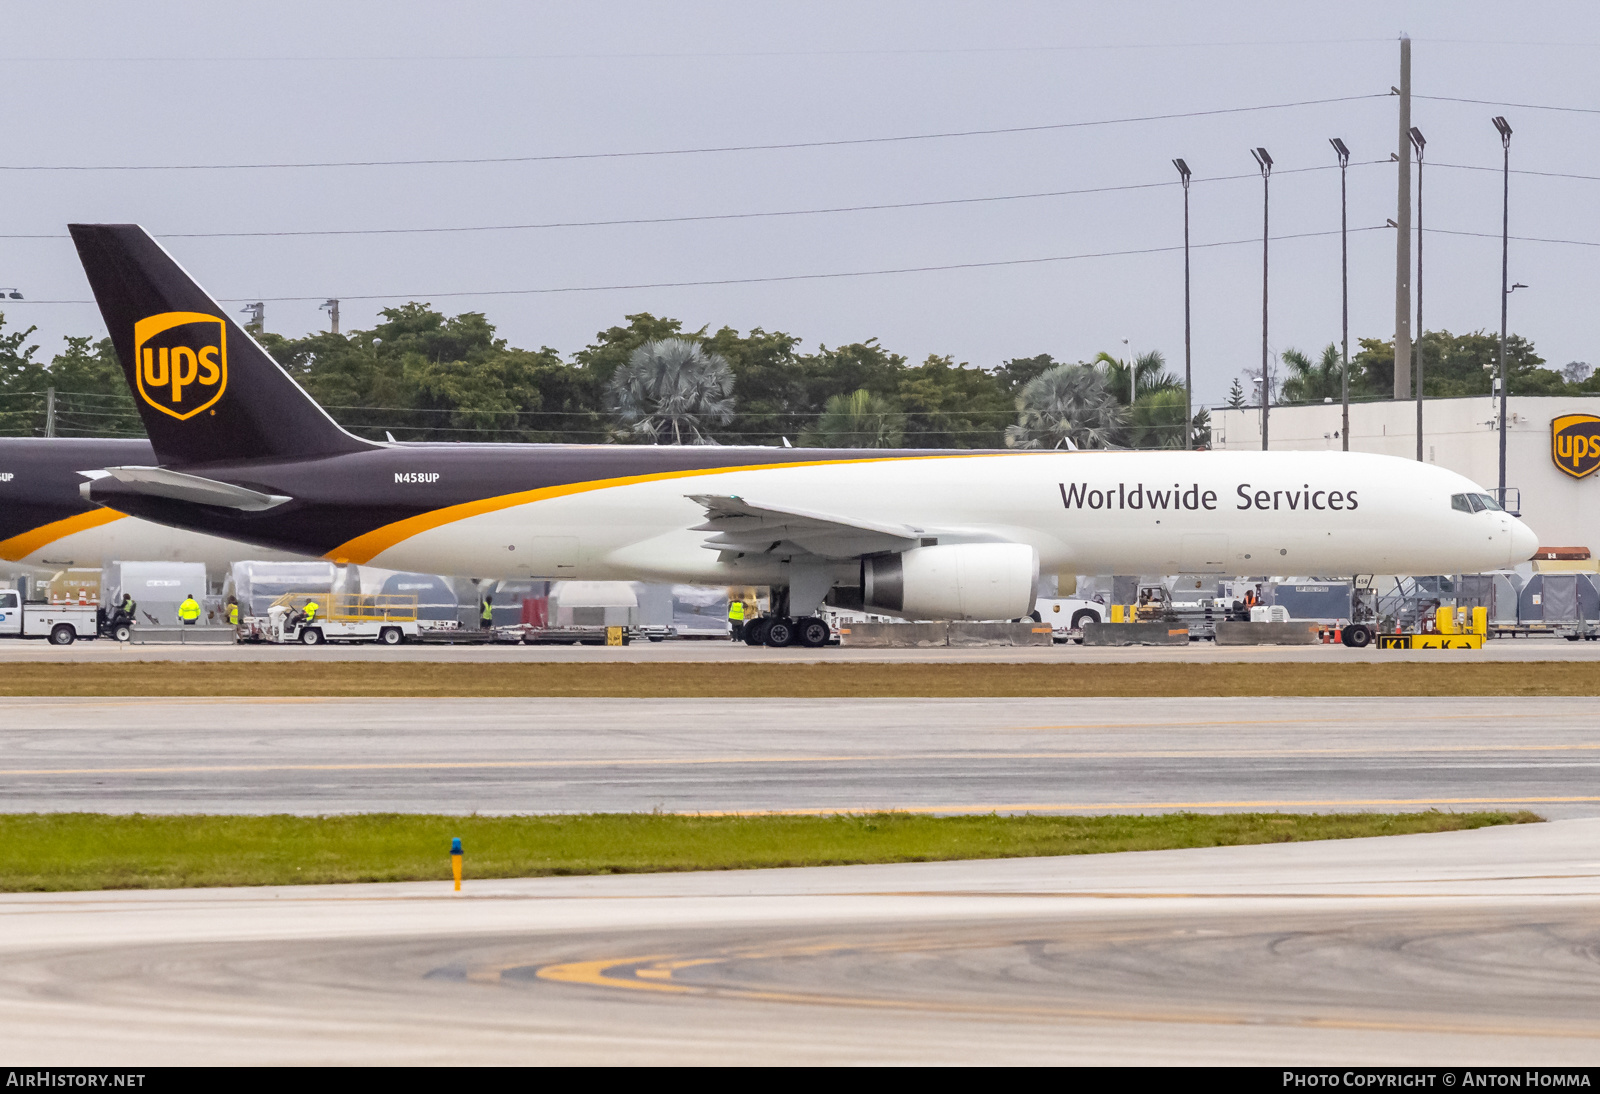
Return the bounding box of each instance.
[324,452,1003,564]
[0,509,128,563]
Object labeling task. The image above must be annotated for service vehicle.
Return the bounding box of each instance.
[261,592,420,645]
[1033,596,1109,639]
[0,589,109,645]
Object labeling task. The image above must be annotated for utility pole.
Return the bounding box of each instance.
[44,387,55,438]
[1494,115,1513,507]
[1394,35,1412,400]
[1331,138,1351,452]
[1411,126,1426,461]
[1173,158,1193,448]
[1251,147,1273,450]
[320,298,340,335]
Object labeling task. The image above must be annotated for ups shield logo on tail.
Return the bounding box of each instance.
[133,311,227,420]
[1552,413,1600,479]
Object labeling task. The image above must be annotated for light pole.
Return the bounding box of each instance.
[1330,138,1350,452]
[1173,158,1193,449]
[1410,126,1426,462]
[1493,115,1512,505]
[1251,147,1273,450]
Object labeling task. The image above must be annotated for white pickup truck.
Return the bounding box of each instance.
[0,590,107,645]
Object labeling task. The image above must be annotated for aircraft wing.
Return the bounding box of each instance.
[687,494,924,559]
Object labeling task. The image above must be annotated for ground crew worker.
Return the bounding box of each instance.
[480,595,494,630]
[228,599,240,626]
[302,600,319,626]
[117,592,136,623]
[728,597,745,641]
[178,594,201,626]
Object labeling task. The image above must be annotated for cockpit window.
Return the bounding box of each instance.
[1453,492,1502,513]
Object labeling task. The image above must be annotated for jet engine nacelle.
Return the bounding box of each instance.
[861,543,1040,621]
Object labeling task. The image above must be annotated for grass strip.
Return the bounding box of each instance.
[0,810,1539,892]
[1,661,1599,697]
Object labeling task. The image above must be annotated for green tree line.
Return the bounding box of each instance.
[0,304,1587,448]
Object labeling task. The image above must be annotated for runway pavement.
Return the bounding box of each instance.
[2,819,1596,1064]
[5,695,1598,816]
[5,635,1600,661]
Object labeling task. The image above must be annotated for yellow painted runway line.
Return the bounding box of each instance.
[534,952,1600,1040]
[4,742,1600,778]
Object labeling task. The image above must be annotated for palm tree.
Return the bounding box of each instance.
[1005,363,1124,450]
[1128,388,1191,448]
[1280,343,1344,404]
[803,388,905,447]
[1092,349,1180,407]
[607,338,735,444]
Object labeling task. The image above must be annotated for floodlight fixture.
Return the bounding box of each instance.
[1329,137,1350,164]
[1,288,20,300]
[1493,116,1512,143]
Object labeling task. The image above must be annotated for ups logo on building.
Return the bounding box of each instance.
[133,311,227,420]
[1552,413,1600,479]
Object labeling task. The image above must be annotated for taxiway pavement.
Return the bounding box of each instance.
[2,819,1596,1064]
[4,695,1597,816]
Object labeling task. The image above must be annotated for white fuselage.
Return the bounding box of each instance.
[357,450,1539,583]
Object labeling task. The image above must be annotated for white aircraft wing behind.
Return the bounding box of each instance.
[688,494,925,558]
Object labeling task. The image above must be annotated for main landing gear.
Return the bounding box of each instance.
[743,615,831,648]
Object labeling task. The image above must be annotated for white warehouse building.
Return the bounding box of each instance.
[1213,395,1600,555]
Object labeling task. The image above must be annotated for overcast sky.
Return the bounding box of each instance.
[3,1,1597,406]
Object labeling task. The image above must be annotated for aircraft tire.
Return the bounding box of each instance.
[763,618,796,647]
[1342,624,1372,648]
[796,617,831,648]
[743,618,769,646]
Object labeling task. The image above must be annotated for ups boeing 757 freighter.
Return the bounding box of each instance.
[61,224,1537,646]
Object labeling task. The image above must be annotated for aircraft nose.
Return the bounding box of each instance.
[1509,517,1539,565]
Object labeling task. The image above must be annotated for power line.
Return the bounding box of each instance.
[0,94,1386,172]
[0,40,1396,62]
[1415,94,1600,116]
[0,162,1378,241]
[1426,226,1600,248]
[9,226,1390,305]
[1433,162,1600,184]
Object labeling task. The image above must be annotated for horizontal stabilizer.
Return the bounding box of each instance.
[80,466,292,512]
[688,493,923,559]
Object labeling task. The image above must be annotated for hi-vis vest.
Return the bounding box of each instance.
[481,601,493,621]
[178,598,200,621]
[728,601,745,622]
[228,604,239,624]
[304,601,319,622]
